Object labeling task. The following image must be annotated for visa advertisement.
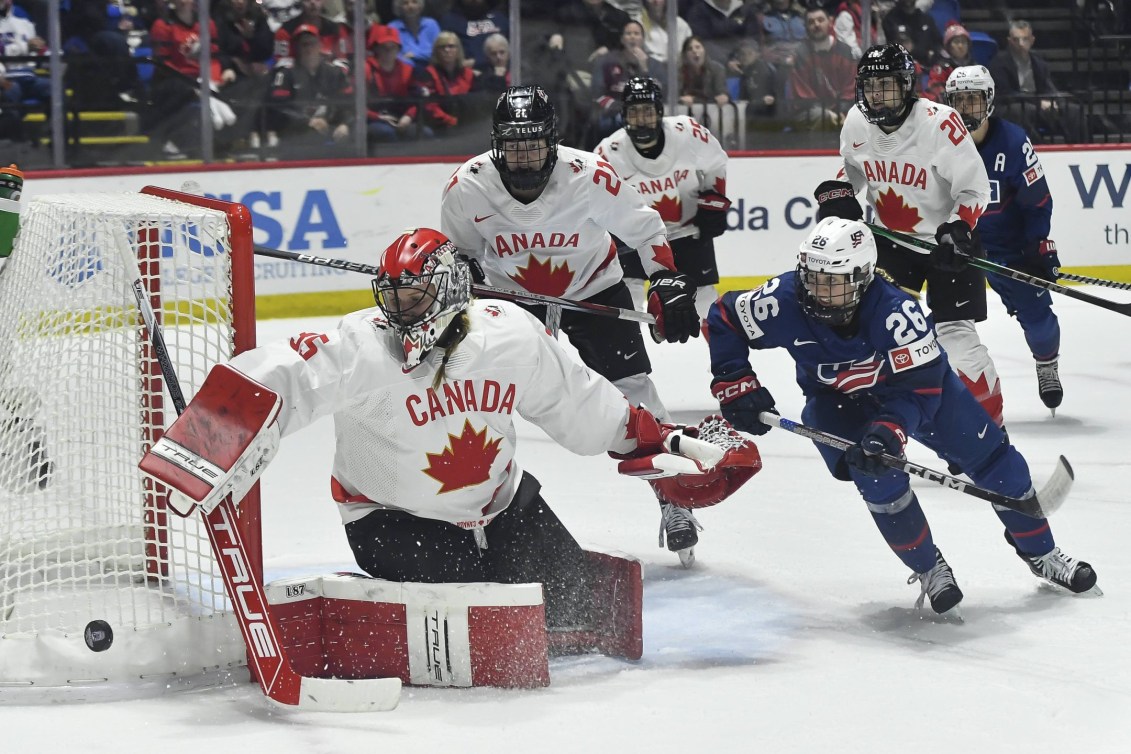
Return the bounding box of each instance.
[23,148,1131,300]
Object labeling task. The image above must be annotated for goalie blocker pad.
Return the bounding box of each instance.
[139,364,281,516]
[264,551,643,688]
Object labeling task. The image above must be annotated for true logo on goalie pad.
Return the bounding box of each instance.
[150,437,223,485]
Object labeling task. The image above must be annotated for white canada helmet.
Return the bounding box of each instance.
[945,65,995,131]
[797,217,877,326]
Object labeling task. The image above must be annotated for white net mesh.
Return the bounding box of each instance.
[0,192,247,687]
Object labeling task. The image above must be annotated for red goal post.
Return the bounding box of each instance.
[0,186,259,691]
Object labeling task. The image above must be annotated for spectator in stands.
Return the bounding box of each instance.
[366,23,430,143]
[679,35,728,107]
[925,23,974,102]
[388,0,439,69]
[556,0,631,63]
[640,0,691,64]
[759,0,807,67]
[149,0,238,158]
[881,0,941,67]
[216,0,275,149]
[682,0,760,67]
[475,32,510,94]
[265,24,353,152]
[274,0,352,64]
[833,0,887,60]
[418,29,480,131]
[0,61,24,140]
[788,5,856,131]
[0,0,49,105]
[589,17,664,143]
[60,0,140,109]
[731,40,778,123]
[988,19,1086,144]
[439,0,508,71]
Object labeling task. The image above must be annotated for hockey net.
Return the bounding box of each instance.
[0,187,257,690]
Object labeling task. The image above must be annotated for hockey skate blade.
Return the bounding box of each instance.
[677,546,696,569]
[268,676,402,712]
[1034,455,1073,517]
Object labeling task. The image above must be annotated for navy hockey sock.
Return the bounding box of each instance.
[998,510,1055,555]
[869,493,937,574]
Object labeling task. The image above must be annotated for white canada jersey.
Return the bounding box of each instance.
[441,145,676,300]
[839,100,991,247]
[229,300,636,527]
[595,115,728,238]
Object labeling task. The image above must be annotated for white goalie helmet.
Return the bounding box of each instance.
[797,217,877,327]
[945,65,995,131]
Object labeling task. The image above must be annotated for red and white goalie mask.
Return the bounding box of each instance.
[372,228,472,370]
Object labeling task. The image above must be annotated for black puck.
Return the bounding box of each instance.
[84,620,113,652]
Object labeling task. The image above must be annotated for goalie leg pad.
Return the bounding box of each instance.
[546,551,643,661]
[266,574,550,688]
[139,364,281,516]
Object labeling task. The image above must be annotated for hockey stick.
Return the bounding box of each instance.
[757,412,1073,518]
[1055,270,1131,290]
[253,245,657,325]
[112,223,401,712]
[864,222,1131,318]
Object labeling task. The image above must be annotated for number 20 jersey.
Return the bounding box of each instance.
[839,100,991,243]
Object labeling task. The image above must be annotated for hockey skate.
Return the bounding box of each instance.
[907,547,964,616]
[659,502,702,568]
[1035,358,1063,413]
[1006,531,1100,595]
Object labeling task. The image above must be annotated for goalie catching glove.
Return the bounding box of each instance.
[139,364,282,517]
[614,406,762,508]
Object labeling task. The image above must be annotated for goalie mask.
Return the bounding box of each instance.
[491,85,558,193]
[622,76,664,148]
[373,228,471,370]
[855,43,918,128]
[945,65,995,132]
[796,217,877,327]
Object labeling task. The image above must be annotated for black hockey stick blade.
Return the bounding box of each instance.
[864,223,1131,318]
[253,245,656,325]
[758,413,1057,517]
[1056,271,1131,291]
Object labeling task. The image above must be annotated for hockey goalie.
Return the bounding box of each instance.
[139,228,760,688]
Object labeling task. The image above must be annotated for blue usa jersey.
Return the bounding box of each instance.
[975,117,1053,254]
[708,272,951,435]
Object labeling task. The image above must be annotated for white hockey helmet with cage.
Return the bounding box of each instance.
[373,228,472,370]
[945,65,996,131]
[797,217,877,327]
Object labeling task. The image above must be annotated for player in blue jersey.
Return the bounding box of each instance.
[945,65,1064,413]
[706,217,1097,614]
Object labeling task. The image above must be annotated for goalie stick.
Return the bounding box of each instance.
[864,222,1131,318]
[112,223,401,712]
[252,244,657,325]
[757,412,1072,518]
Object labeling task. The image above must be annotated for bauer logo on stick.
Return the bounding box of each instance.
[84,619,114,652]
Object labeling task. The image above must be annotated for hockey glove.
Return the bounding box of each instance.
[814,180,863,221]
[710,368,777,436]
[845,416,907,477]
[647,271,700,343]
[693,191,732,239]
[1022,239,1061,282]
[931,219,984,273]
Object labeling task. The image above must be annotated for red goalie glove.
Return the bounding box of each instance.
[616,412,762,508]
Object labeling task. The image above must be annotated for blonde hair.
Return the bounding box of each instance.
[431,31,467,69]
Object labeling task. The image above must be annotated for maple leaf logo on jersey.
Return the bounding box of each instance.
[652,194,683,223]
[649,243,676,270]
[874,188,922,233]
[423,419,503,493]
[509,256,574,296]
[957,203,984,229]
[484,304,504,317]
[712,176,727,196]
[569,159,584,174]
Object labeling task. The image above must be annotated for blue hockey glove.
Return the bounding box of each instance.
[814,180,863,221]
[710,369,777,436]
[845,416,907,477]
[1022,239,1061,282]
[931,220,984,273]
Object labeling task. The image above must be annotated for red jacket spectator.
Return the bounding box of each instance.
[417,30,479,128]
[366,24,420,122]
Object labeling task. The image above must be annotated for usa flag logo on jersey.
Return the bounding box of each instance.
[815,356,885,393]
